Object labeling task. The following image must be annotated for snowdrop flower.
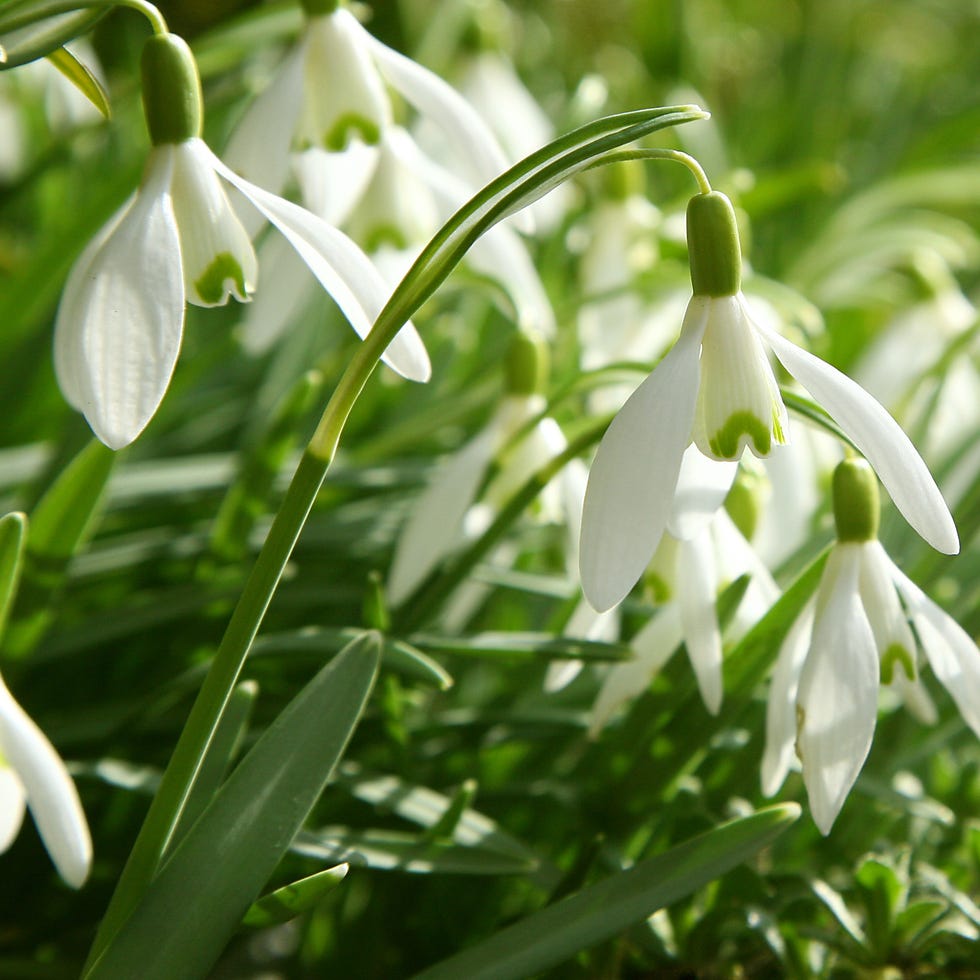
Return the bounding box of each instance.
[588,459,780,733]
[0,673,91,888]
[762,457,980,834]
[224,0,511,230]
[580,189,959,612]
[388,332,570,607]
[54,31,428,450]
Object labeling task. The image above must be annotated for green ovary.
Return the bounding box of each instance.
[194,253,247,305]
[708,411,772,460]
[325,114,381,152]
[880,643,916,684]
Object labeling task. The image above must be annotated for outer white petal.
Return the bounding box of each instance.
[667,445,738,540]
[54,148,184,449]
[54,191,137,410]
[580,299,708,612]
[357,13,513,202]
[208,147,431,383]
[676,532,723,714]
[891,565,980,739]
[761,598,815,796]
[222,42,305,205]
[387,426,499,606]
[0,766,27,853]
[756,321,959,556]
[589,604,684,736]
[0,678,91,888]
[292,143,379,225]
[545,597,621,693]
[796,545,879,834]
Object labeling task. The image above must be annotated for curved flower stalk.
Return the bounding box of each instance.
[588,469,780,734]
[387,332,571,608]
[54,31,429,450]
[224,1,511,232]
[0,673,91,889]
[579,189,959,613]
[762,458,980,834]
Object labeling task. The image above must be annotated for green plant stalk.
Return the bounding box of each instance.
[0,0,168,36]
[86,105,708,969]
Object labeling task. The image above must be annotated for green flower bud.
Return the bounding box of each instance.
[504,331,549,396]
[686,190,742,297]
[832,457,880,543]
[141,33,203,145]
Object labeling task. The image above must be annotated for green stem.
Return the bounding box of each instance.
[585,148,713,194]
[0,0,167,35]
[83,450,328,971]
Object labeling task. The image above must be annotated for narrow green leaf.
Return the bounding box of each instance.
[84,633,380,980]
[46,44,109,118]
[242,864,349,928]
[0,511,27,641]
[409,630,632,664]
[412,804,800,980]
[4,439,115,657]
[0,9,105,68]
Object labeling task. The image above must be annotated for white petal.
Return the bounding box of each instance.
[667,445,738,540]
[579,298,708,612]
[208,146,431,383]
[761,598,815,796]
[54,148,184,449]
[756,321,959,555]
[171,140,257,307]
[291,143,379,225]
[387,425,499,606]
[236,233,317,355]
[589,604,684,736]
[0,678,91,888]
[546,595,622,692]
[891,565,980,739]
[856,541,917,678]
[676,533,724,714]
[0,766,27,853]
[358,13,513,200]
[54,191,137,410]
[796,545,879,834]
[222,42,304,203]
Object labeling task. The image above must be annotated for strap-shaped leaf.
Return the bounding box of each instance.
[84,633,380,980]
[0,8,105,68]
[0,512,27,641]
[412,804,800,980]
[46,44,109,118]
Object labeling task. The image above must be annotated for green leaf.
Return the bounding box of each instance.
[46,44,110,118]
[0,511,27,643]
[242,864,349,928]
[84,633,380,980]
[0,8,106,68]
[3,439,115,657]
[411,804,800,980]
[409,630,633,664]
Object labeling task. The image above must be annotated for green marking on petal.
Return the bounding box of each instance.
[325,114,382,152]
[644,571,673,604]
[194,252,247,306]
[880,643,916,684]
[708,411,772,460]
[362,225,410,253]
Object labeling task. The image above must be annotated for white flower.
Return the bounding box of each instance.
[579,191,959,613]
[54,32,429,450]
[588,492,779,733]
[224,6,510,227]
[0,673,91,888]
[387,390,569,607]
[761,536,980,834]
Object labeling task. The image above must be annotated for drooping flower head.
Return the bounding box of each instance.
[55,30,428,449]
[579,187,959,613]
[763,457,980,834]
